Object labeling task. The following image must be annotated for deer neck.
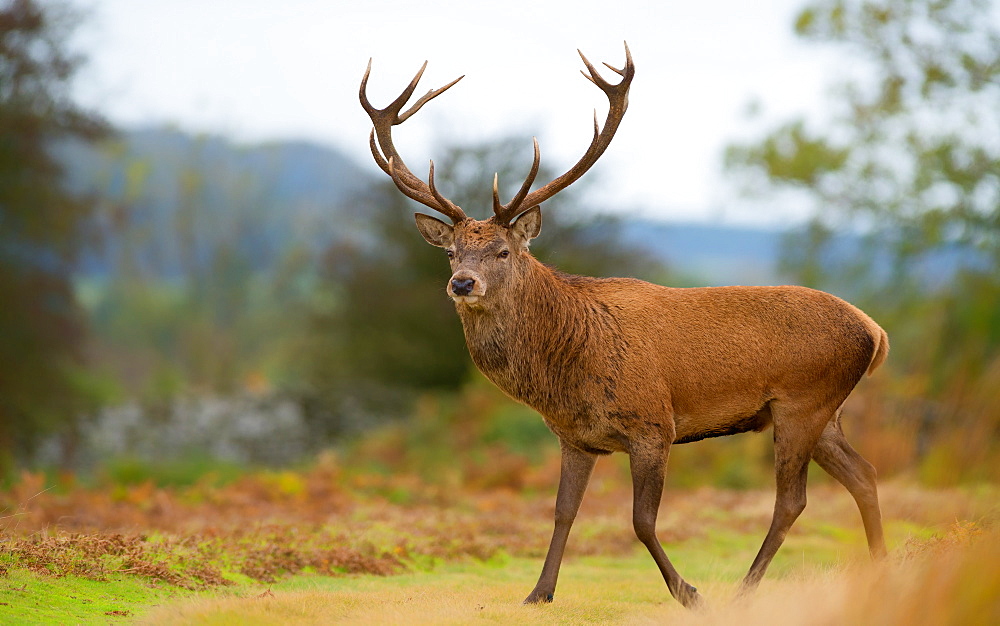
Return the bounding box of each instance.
[455,257,600,401]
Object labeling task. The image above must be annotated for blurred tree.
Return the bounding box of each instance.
[727,0,999,267]
[295,134,663,438]
[83,133,320,402]
[724,0,1000,381]
[0,0,107,475]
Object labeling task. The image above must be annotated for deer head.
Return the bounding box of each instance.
[360,44,634,306]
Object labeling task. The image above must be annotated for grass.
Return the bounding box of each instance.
[1,455,997,624]
[138,556,687,625]
[139,526,1000,625]
[0,568,198,624]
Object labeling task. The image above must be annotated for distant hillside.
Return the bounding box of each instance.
[621,220,787,286]
[57,128,375,277]
[621,218,986,290]
[61,127,372,206]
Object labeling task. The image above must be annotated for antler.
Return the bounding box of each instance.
[360,60,469,224]
[492,42,635,226]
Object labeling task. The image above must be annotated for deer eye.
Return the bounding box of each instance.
[446,250,455,259]
[498,250,510,259]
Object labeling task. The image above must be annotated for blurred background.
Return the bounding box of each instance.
[1,0,997,489]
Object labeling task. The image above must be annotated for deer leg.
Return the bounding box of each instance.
[629,440,703,609]
[812,418,887,559]
[740,409,827,594]
[524,440,597,604]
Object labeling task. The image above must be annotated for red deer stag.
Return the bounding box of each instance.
[359,44,888,609]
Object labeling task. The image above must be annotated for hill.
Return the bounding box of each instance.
[621,220,785,285]
[57,128,374,278]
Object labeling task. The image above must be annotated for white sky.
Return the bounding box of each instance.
[69,0,839,225]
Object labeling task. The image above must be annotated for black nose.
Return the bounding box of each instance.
[451,278,475,296]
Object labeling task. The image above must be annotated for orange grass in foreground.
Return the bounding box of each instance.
[675,523,1000,626]
[139,523,1000,626]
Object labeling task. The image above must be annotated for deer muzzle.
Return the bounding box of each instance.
[448,270,486,303]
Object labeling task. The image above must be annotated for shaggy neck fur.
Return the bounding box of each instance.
[455,256,620,413]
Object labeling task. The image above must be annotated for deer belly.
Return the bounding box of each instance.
[672,401,774,444]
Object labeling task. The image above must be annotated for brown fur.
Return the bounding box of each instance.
[414,209,889,608]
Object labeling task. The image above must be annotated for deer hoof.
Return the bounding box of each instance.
[523,591,554,604]
[679,583,705,610]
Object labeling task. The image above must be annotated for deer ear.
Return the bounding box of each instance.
[414,213,454,247]
[510,206,542,246]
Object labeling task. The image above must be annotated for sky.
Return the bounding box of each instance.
[68,0,840,225]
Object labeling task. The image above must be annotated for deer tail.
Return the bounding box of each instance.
[867,325,889,376]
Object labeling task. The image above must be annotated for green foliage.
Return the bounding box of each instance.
[669,434,775,491]
[100,454,248,489]
[480,403,554,461]
[726,121,849,187]
[342,378,561,486]
[728,0,1000,271]
[0,0,108,475]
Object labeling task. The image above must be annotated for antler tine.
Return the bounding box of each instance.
[492,138,541,221]
[360,59,468,224]
[507,137,541,211]
[399,74,465,123]
[427,160,462,216]
[577,42,635,96]
[578,50,608,89]
[359,58,376,114]
[601,41,633,78]
[493,42,634,225]
[387,61,429,117]
[492,173,502,216]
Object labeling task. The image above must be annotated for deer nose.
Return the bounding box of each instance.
[451,277,476,296]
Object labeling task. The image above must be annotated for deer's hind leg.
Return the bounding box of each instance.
[812,416,887,559]
[739,398,834,594]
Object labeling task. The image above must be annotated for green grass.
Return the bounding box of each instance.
[0,568,199,624]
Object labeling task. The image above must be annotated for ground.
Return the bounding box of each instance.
[1,457,998,624]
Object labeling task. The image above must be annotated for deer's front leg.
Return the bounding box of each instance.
[524,440,597,604]
[629,438,704,609]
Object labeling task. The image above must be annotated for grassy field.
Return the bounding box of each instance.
[1,452,998,624]
[142,539,1000,626]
